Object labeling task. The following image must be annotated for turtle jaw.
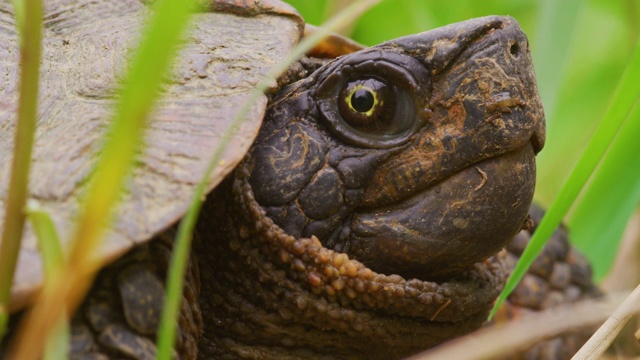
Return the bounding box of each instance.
[347,143,536,280]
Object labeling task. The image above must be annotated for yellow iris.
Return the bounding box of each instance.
[346,85,379,116]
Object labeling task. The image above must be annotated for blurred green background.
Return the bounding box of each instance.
[286,0,640,280]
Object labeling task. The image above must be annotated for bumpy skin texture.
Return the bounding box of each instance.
[51,203,597,359]
[2,231,202,360]
[504,206,599,314]
[196,166,508,359]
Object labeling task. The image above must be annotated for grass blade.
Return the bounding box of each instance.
[25,201,63,280]
[154,1,382,358]
[573,285,640,360]
[9,0,197,358]
[568,99,640,280]
[42,319,69,360]
[490,35,640,318]
[25,201,68,360]
[0,0,42,341]
[65,0,196,270]
[409,294,629,360]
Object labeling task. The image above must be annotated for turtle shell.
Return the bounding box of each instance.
[0,0,302,310]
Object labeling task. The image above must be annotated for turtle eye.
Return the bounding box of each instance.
[316,52,430,148]
[338,78,397,134]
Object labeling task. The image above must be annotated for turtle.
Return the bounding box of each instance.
[0,0,600,359]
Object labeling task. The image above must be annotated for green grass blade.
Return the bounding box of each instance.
[66,0,197,267]
[490,35,640,318]
[10,0,197,358]
[25,201,68,360]
[42,287,71,360]
[42,318,69,360]
[0,0,42,341]
[154,1,382,358]
[535,2,634,207]
[25,201,64,281]
[569,99,640,280]
[9,0,24,31]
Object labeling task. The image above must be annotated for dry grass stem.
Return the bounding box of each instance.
[602,210,640,293]
[573,285,640,359]
[408,294,631,360]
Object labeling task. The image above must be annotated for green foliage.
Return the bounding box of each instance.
[541,0,640,279]
[26,202,69,360]
[25,202,63,283]
[0,0,42,342]
[570,101,640,278]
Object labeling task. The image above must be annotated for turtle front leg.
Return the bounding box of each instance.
[490,204,601,358]
[69,232,201,360]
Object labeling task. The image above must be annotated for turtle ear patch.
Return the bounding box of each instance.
[315,50,432,149]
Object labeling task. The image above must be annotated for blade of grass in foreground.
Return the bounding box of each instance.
[9,0,197,358]
[490,35,640,318]
[41,319,68,360]
[25,201,63,285]
[0,0,42,341]
[25,201,68,360]
[569,97,640,280]
[409,295,626,360]
[154,1,382,358]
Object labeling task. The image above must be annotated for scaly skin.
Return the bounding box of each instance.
[195,164,508,359]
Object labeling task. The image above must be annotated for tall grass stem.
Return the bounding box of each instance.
[0,0,42,341]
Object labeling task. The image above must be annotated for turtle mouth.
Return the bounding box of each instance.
[344,142,536,280]
[530,128,545,154]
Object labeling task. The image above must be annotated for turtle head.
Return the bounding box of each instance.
[249,16,545,279]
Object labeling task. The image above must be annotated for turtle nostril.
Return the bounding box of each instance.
[509,42,521,58]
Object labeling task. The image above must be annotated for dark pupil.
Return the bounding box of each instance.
[351,89,374,113]
[338,77,396,134]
